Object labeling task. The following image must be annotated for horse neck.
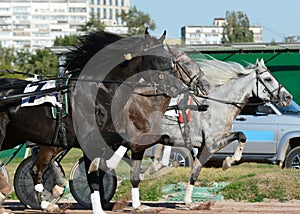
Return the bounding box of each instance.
[211,72,256,106]
[192,72,256,133]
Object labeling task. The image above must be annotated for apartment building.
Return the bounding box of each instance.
[0,0,130,50]
[182,18,262,45]
[90,0,130,35]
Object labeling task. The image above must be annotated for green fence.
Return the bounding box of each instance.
[188,51,300,104]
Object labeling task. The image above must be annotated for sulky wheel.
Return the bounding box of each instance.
[69,157,117,208]
[14,156,65,209]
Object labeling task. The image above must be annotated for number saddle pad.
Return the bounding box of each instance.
[21,80,68,118]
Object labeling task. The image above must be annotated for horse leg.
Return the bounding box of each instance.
[130,151,149,211]
[30,146,62,211]
[222,132,246,170]
[148,144,171,174]
[85,155,110,214]
[184,146,212,208]
[0,114,12,212]
[0,173,12,212]
[106,145,127,170]
[49,155,67,198]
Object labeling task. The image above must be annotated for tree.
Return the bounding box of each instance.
[0,47,16,70]
[54,34,79,46]
[222,11,254,43]
[54,18,106,46]
[81,18,105,32]
[16,49,59,76]
[119,6,155,36]
[284,36,300,43]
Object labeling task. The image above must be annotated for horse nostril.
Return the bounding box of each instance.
[285,95,292,101]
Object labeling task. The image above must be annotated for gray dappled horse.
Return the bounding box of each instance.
[149,47,292,209]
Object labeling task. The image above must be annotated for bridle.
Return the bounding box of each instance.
[255,69,283,103]
[130,43,185,97]
[172,55,206,96]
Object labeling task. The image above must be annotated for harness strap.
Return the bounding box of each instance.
[51,79,68,148]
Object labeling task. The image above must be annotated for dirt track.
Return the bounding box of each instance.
[3,200,300,214]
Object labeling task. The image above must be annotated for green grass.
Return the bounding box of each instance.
[114,162,300,202]
[3,152,300,203]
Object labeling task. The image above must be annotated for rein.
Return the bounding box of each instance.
[190,69,281,109]
[191,94,245,109]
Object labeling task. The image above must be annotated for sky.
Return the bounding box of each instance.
[130,0,300,43]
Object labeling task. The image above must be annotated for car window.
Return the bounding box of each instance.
[240,104,275,115]
[240,97,274,115]
[276,100,300,114]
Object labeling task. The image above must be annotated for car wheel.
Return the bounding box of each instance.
[168,147,193,167]
[285,146,300,169]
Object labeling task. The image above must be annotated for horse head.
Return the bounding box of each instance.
[139,28,173,74]
[254,59,292,107]
[127,29,184,98]
[167,45,210,96]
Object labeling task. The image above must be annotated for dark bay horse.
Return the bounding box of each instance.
[0,30,173,213]
[149,46,292,208]
[0,30,210,213]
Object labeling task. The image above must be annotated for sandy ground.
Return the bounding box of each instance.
[3,200,300,214]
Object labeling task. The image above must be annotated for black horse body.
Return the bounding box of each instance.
[0,30,178,212]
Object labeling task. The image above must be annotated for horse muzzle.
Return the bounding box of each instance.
[277,92,293,107]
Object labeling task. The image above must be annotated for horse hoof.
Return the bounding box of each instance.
[222,157,231,170]
[41,201,59,212]
[148,161,163,175]
[135,205,159,213]
[187,202,213,210]
[52,184,65,198]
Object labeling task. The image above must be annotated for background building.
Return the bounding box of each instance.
[90,0,130,35]
[182,18,262,45]
[0,0,130,50]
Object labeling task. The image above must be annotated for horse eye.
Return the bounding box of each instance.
[264,78,272,82]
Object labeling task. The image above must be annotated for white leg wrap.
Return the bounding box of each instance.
[160,145,172,166]
[184,184,194,205]
[41,201,50,209]
[90,191,106,214]
[131,187,141,209]
[34,183,44,193]
[192,148,198,157]
[106,145,127,170]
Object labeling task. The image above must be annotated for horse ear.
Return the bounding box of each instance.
[256,59,260,66]
[144,27,151,41]
[158,30,166,43]
[260,59,266,67]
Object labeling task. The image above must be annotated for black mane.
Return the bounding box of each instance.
[65,30,123,72]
